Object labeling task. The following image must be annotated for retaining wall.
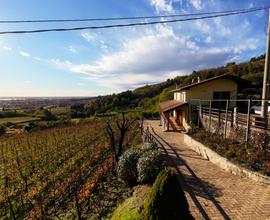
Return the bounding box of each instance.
[183,134,270,185]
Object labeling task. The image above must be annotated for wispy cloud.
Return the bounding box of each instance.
[34,57,41,61]
[213,17,231,36]
[99,40,108,50]
[205,36,212,43]
[3,46,12,51]
[52,25,238,90]
[149,0,174,13]
[233,38,260,53]
[19,51,31,57]
[69,45,77,53]
[189,0,203,10]
[81,32,96,42]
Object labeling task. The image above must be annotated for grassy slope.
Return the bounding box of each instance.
[111,185,151,220]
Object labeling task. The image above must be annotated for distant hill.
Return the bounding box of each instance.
[85,54,265,115]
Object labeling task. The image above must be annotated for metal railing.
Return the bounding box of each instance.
[189,99,270,144]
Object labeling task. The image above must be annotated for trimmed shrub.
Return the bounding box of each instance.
[137,150,164,183]
[141,142,158,151]
[118,142,163,185]
[140,168,194,220]
[117,148,144,186]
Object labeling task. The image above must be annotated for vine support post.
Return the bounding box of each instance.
[245,99,251,145]
[198,100,202,127]
[208,100,212,132]
[224,100,229,139]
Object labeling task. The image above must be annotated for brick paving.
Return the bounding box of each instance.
[146,120,270,220]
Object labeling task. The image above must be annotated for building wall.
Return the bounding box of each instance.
[174,91,186,102]
[172,105,190,130]
[171,78,239,131]
[184,79,238,108]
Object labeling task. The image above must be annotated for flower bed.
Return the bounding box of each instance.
[190,129,270,176]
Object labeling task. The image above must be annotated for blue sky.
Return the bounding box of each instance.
[0,0,269,97]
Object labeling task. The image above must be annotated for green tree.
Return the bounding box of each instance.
[159,88,171,103]
[0,125,6,136]
[41,109,57,121]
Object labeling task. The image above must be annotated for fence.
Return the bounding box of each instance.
[189,99,270,145]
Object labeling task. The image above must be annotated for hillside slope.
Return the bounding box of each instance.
[85,54,265,115]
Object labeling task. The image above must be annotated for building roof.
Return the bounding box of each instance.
[171,74,250,92]
[159,100,187,113]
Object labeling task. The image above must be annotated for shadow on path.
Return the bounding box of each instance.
[150,127,231,220]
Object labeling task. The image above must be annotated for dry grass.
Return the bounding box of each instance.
[0,116,39,124]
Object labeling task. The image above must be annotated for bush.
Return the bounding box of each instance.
[22,122,36,132]
[137,150,164,183]
[225,150,236,159]
[141,142,158,151]
[0,111,25,118]
[0,125,6,136]
[142,111,160,120]
[40,109,57,121]
[118,143,163,185]
[140,168,194,220]
[117,148,144,186]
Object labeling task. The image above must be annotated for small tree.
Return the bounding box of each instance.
[99,110,142,162]
[0,125,6,136]
[41,109,56,121]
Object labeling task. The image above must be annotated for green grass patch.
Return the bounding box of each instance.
[111,185,151,220]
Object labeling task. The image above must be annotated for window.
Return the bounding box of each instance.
[212,91,230,109]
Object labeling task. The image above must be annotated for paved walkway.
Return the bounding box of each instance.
[146,120,270,220]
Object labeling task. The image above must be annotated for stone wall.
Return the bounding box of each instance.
[183,134,270,185]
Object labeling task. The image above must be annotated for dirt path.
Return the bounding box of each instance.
[146,120,270,220]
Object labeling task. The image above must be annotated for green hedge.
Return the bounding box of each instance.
[140,168,194,220]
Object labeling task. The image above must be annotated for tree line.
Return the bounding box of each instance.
[72,54,266,117]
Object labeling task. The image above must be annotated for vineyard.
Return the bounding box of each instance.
[0,118,141,219]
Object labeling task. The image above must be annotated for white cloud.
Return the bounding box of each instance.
[150,0,174,13]
[69,45,77,53]
[53,25,235,90]
[3,46,12,51]
[81,32,96,42]
[194,20,211,34]
[34,57,41,61]
[99,40,108,50]
[205,36,212,43]
[234,38,259,53]
[19,51,31,57]
[189,0,203,10]
[24,80,32,84]
[186,40,199,49]
[213,17,231,36]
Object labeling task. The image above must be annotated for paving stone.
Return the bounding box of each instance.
[146,120,270,220]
